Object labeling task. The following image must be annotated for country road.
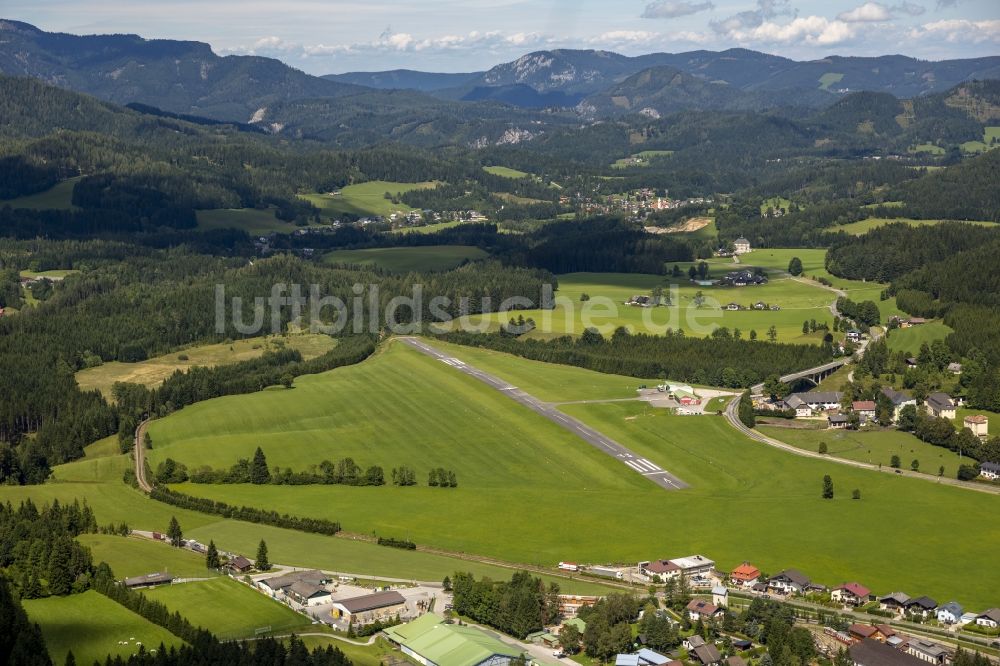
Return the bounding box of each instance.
[133,417,153,492]
[398,336,689,490]
[723,395,1000,495]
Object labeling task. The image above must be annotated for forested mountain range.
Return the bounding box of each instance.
[324,68,482,91]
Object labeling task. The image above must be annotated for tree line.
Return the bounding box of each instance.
[449,571,561,639]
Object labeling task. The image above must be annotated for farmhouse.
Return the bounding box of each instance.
[730,562,761,587]
[227,555,253,574]
[733,237,751,254]
[852,401,877,422]
[767,569,811,595]
[690,643,723,665]
[850,639,926,666]
[123,572,174,589]
[936,602,963,625]
[980,462,1000,480]
[331,590,407,623]
[787,392,843,413]
[925,393,956,419]
[832,582,871,606]
[904,596,938,619]
[669,555,715,577]
[383,613,524,666]
[878,592,910,614]
[640,559,681,580]
[686,599,723,622]
[976,608,1000,628]
[721,269,767,286]
[963,415,988,440]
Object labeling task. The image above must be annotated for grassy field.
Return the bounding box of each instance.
[20,268,81,279]
[195,207,315,235]
[24,590,185,665]
[758,425,968,478]
[300,181,437,218]
[84,435,121,459]
[884,321,953,355]
[463,269,841,344]
[298,636,398,666]
[78,534,216,579]
[322,245,487,273]
[396,220,466,234]
[818,72,844,90]
[145,578,311,639]
[76,334,336,398]
[833,217,995,235]
[144,339,1000,608]
[910,143,945,155]
[1,178,81,210]
[760,197,791,213]
[611,150,673,168]
[483,166,531,178]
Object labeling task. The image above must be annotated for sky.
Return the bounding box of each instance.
[4,0,998,74]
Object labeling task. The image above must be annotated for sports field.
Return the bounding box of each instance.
[884,321,953,355]
[145,578,311,639]
[300,181,437,218]
[76,334,336,398]
[147,339,1000,608]
[483,166,531,178]
[78,534,216,579]
[1,177,81,210]
[195,207,316,235]
[758,424,968,478]
[833,217,995,236]
[24,590,185,666]
[322,245,487,273]
[465,270,840,343]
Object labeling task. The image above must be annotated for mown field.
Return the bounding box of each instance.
[833,217,995,236]
[78,534,216,579]
[146,339,1000,609]
[1,177,81,210]
[758,424,968,479]
[76,334,336,398]
[465,269,840,344]
[145,578,311,639]
[322,245,487,273]
[24,590,185,666]
[884,321,953,355]
[611,150,673,168]
[483,165,531,178]
[300,181,437,218]
[195,207,317,235]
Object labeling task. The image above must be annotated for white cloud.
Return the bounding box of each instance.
[726,15,859,46]
[710,0,796,34]
[837,2,892,22]
[641,0,715,19]
[891,2,925,16]
[908,19,1000,42]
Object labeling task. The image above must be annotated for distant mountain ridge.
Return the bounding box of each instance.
[324,69,482,91]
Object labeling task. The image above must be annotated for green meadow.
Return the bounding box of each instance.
[322,245,487,273]
[298,636,398,666]
[145,578,311,639]
[760,197,791,213]
[24,590,185,666]
[758,425,969,479]
[1,177,81,210]
[300,181,437,218]
[145,339,1000,608]
[483,166,531,178]
[611,150,674,168]
[834,217,995,236]
[76,334,335,398]
[465,269,841,343]
[195,207,314,235]
[818,72,844,90]
[885,321,953,355]
[77,534,217,579]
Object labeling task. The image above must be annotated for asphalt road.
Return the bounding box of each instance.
[399,337,688,490]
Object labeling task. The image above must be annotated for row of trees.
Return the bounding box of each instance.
[449,571,561,639]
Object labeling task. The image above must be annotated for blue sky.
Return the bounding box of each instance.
[4,0,998,73]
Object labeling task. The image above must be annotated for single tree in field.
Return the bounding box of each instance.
[205,540,220,570]
[939,465,945,477]
[818,442,828,455]
[767,325,778,342]
[280,373,294,389]
[167,516,183,547]
[802,320,810,334]
[255,539,271,571]
[852,489,861,500]
[749,329,757,340]
[249,446,271,484]
[788,257,803,276]
[890,454,901,469]
[822,475,834,499]
[442,575,452,591]
[911,459,920,472]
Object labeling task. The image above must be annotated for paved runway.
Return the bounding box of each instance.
[399,337,688,490]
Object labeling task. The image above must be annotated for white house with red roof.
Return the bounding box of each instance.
[832,582,872,606]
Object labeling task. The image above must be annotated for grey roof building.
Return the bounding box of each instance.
[850,639,926,666]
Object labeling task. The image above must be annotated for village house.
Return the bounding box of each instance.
[963,415,988,440]
[947,362,963,375]
[849,624,880,643]
[904,596,938,619]
[686,599,723,622]
[832,582,871,606]
[936,602,964,625]
[639,559,681,580]
[925,393,956,419]
[853,401,877,422]
[828,414,851,429]
[288,580,333,607]
[669,555,715,578]
[733,237,751,255]
[784,392,843,416]
[226,555,254,574]
[976,608,1000,628]
[881,388,917,421]
[730,562,761,588]
[683,635,707,652]
[980,461,1000,480]
[767,569,811,595]
[712,586,728,608]
[690,643,723,666]
[878,592,910,615]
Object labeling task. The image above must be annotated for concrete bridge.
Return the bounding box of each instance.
[751,357,850,393]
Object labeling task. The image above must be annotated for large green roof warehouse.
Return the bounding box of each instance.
[383,613,525,666]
